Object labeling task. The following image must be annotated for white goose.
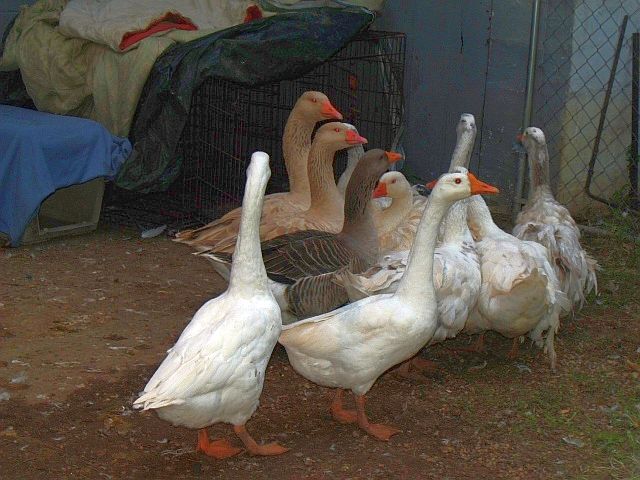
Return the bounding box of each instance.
[370,171,428,252]
[464,186,569,369]
[133,152,288,458]
[514,127,598,314]
[335,114,482,364]
[279,170,499,440]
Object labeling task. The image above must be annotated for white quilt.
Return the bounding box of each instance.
[59,0,265,51]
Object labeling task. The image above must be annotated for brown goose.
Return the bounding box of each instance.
[206,121,368,252]
[174,91,343,252]
[202,149,402,321]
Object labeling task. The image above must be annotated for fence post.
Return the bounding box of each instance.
[513,0,542,222]
[631,32,639,210]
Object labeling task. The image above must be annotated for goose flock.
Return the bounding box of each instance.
[134,92,599,457]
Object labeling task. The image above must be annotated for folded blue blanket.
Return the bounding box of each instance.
[0,106,131,246]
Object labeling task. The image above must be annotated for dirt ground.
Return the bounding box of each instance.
[1,225,638,479]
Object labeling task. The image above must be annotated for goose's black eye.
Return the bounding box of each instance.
[454,178,462,184]
[311,98,318,103]
[334,128,340,133]
[391,179,396,184]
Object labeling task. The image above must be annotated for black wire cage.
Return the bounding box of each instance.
[102,29,405,232]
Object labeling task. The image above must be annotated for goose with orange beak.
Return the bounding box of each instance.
[279,170,499,441]
[334,114,489,379]
[175,91,344,253]
[203,149,401,321]
[369,171,429,252]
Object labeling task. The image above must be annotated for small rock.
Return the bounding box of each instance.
[468,360,487,371]
[562,436,585,448]
[0,390,10,401]
[515,363,532,373]
[10,371,27,384]
[304,457,313,466]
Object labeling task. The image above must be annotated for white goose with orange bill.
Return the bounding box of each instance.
[279,170,499,441]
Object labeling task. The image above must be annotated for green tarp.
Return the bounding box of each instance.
[118,8,374,192]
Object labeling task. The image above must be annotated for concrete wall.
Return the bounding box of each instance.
[376,0,533,215]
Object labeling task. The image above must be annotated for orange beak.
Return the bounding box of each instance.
[345,129,368,145]
[468,172,500,194]
[372,182,388,198]
[321,100,343,120]
[426,179,437,190]
[384,151,403,164]
[516,133,524,143]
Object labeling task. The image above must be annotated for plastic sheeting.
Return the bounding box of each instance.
[116,7,373,192]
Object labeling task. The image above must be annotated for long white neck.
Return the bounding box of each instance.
[283,113,313,198]
[337,145,364,197]
[227,153,271,297]
[439,199,473,245]
[449,129,476,171]
[394,193,451,302]
[465,195,505,241]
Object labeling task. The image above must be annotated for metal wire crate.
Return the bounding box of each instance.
[102,29,405,230]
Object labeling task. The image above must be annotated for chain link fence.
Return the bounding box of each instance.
[532,0,639,235]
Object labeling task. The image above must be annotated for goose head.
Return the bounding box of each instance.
[427,168,499,203]
[449,113,478,171]
[314,122,368,151]
[517,126,546,149]
[296,91,343,121]
[372,171,412,199]
[457,113,477,138]
[342,149,403,245]
[517,127,551,188]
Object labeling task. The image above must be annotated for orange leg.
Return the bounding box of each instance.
[410,356,440,374]
[392,359,428,382]
[196,429,243,459]
[453,333,485,353]
[354,394,401,441]
[330,388,357,424]
[233,424,289,456]
[506,337,520,360]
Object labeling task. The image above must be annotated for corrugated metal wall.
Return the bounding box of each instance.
[376,1,533,217]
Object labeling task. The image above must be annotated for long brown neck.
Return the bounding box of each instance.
[339,160,383,261]
[307,140,342,213]
[283,113,313,198]
[527,142,551,195]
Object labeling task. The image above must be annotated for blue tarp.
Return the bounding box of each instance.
[0,105,131,246]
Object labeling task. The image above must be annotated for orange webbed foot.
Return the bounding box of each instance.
[330,389,357,423]
[361,422,401,441]
[196,430,243,459]
[410,357,440,374]
[233,424,289,457]
[246,442,290,456]
[354,394,402,442]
